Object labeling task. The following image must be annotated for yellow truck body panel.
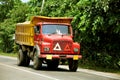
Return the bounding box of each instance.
[15,22,34,46]
[31,16,73,24]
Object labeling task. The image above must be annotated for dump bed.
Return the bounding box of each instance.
[15,16,73,46]
[15,22,34,46]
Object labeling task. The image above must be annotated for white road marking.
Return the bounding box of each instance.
[0,63,59,80]
[59,65,120,80]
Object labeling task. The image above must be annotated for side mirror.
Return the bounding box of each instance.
[34,26,40,35]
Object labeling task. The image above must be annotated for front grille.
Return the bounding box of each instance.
[52,40,72,53]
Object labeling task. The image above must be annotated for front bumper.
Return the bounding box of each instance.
[39,54,82,60]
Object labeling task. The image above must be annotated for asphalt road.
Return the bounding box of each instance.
[0,55,120,80]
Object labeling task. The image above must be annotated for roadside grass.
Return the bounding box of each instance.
[0,51,17,57]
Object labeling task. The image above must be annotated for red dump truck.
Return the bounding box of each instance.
[15,16,82,71]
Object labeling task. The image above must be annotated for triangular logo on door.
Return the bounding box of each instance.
[53,43,61,51]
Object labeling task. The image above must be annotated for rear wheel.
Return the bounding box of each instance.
[25,54,30,67]
[17,49,30,66]
[33,51,42,70]
[68,59,78,72]
[17,49,26,66]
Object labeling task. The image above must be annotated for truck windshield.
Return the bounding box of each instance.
[42,24,70,35]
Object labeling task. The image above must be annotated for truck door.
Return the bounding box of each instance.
[34,26,41,44]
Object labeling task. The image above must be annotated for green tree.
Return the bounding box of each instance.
[7,1,29,22]
[0,0,29,52]
[0,19,15,52]
[0,0,14,22]
[74,0,120,69]
[26,0,42,20]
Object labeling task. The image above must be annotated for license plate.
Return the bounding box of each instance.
[46,55,52,60]
[73,55,78,60]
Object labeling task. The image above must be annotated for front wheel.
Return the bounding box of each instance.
[68,59,78,72]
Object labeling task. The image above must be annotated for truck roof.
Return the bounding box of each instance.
[30,16,73,25]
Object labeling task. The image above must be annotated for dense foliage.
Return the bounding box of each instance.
[0,0,120,69]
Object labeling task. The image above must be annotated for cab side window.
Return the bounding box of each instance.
[34,26,40,34]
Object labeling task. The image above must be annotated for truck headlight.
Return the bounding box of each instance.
[44,47,50,52]
[74,48,79,52]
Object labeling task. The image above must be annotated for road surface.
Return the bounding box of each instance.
[0,55,119,80]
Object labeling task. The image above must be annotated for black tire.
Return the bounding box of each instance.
[17,49,26,66]
[17,49,30,66]
[24,55,30,67]
[33,51,42,70]
[68,59,78,72]
[47,60,59,69]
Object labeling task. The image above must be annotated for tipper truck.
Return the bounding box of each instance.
[15,16,82,72]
